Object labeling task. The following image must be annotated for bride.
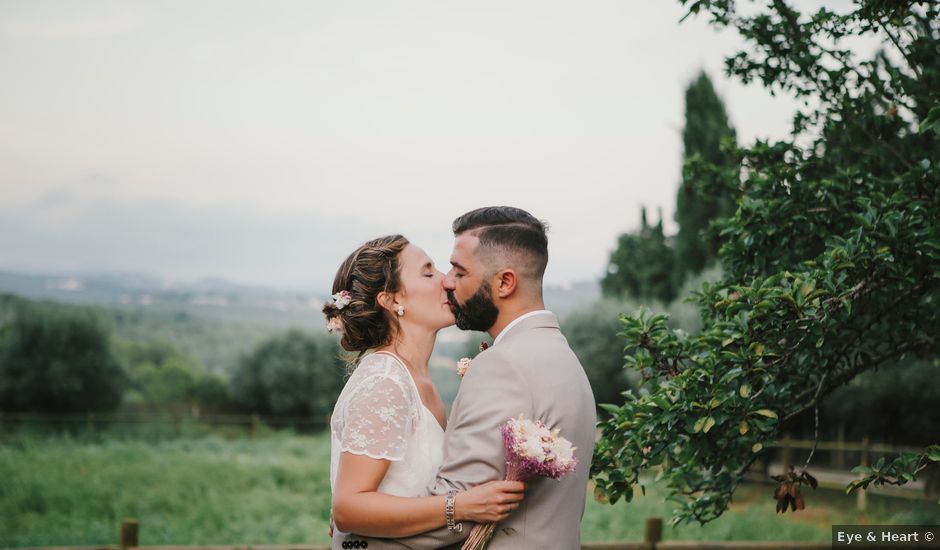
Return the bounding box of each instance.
[323,234,525,541]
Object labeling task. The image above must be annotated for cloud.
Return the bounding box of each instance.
[0,189,384,291]
[0,12,143,40]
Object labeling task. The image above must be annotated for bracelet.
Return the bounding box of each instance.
[445,490,462,533]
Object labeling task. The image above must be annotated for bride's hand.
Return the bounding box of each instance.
[454,480,526,523]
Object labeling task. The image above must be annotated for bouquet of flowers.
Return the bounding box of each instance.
[461,414,578,550]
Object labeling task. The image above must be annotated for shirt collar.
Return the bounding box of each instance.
[492,310,554,346]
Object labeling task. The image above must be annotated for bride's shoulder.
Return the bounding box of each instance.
[349,352,410,384]
[340,353,419,415]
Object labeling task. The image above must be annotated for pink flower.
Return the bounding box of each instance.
[326,317,344,334]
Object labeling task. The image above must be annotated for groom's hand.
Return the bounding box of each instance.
[455,480,526,523]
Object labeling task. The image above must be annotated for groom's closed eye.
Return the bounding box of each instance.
[450,264,467,278]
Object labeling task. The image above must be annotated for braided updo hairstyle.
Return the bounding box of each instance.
[322,235,409,365]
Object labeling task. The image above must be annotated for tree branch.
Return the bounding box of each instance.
[799,371,826,474]
[876,18,922,80]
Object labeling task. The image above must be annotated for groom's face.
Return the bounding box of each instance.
[444,233,500,332]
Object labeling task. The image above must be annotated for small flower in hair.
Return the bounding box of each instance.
[332,290,352,310]
[327,316,344,334]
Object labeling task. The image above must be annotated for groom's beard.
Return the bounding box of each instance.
[447,283,499,332]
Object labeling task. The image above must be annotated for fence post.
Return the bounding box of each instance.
[645,517,662,549]
[120,519,139,549]
[835,422,846,469]
[251,414,260,438]
[857,435,870,511]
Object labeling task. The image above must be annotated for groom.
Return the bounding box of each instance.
[336,206,597,549]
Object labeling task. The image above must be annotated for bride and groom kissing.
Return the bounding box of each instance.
[323,206,597,549]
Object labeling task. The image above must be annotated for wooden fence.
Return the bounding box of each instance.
[0,411,328,436]
[754,434,936,509]
[4,518,832,550]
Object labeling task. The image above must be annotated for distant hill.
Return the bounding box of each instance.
[0,270,323,329]
[0,270,599,325]
[0,269,600,384]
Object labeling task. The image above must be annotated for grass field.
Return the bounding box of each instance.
[3,428,938,548]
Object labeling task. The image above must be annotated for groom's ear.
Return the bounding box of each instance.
[494,269,518,299]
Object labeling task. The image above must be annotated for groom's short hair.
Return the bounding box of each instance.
[452,206,549,281]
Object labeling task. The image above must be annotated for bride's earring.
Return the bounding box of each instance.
[397,305,405,317]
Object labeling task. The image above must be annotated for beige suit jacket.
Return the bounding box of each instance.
[333,311,597,550]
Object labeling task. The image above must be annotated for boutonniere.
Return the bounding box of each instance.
[457,357,471,378]
[456,341,490,378]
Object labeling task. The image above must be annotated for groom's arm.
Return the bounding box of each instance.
[391,349,533,549]
[333,350,533,550]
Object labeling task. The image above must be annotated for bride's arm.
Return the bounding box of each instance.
[332,452,525,537]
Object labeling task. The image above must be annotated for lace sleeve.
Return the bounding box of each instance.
[339,371,417,461]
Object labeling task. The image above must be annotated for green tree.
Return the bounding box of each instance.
[674,71,738,280]
[562,299,638,414]
[593,1,940,524]
[114,340,230,410]
[803,359,940,446]
[230,329,344,417]
[0,297,125,413]
[602,207,678,303]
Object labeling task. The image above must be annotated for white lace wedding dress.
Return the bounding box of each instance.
[330,351,445,498]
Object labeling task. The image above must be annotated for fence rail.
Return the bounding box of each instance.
[765,434,925,455]
[2,518,833,550]
[0,411,328,425]
[0,411,328,435]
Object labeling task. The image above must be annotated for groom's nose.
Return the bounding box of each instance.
[442,270,456,290]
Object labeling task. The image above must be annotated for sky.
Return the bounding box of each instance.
[1,1,860,292]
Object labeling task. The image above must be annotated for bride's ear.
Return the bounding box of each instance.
[376,291,397,313]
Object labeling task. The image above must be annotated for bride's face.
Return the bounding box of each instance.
[394,244,455,332]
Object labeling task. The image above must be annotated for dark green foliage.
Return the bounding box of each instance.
[602,207,678,303]
[114,340,230,410]
[562,300,639,415]
[104,306,281,377]
[606,73,737,303]
[230,330,345,417]
[674,71,738,278]
[801,360,940,446]
[0,295,125,413]
[593,1,940,525]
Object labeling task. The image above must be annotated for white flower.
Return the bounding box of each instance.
[550,437,576,467]
[332,290,352,309]
[519,437,546,458]
[456,357,471,378]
